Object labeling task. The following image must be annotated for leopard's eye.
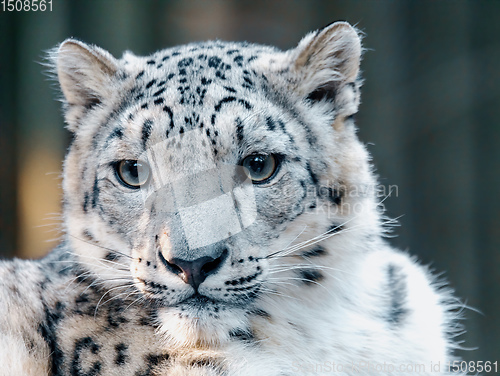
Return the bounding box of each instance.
[241,154,278,183]
[115,160,150,188]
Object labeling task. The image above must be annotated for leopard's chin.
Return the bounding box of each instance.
[156,299,251,347]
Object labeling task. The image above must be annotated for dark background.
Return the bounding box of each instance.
[1,0,498,366]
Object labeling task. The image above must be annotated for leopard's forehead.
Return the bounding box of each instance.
[125,40,278,79]
[99,41,294,169]
[122,41,280,113]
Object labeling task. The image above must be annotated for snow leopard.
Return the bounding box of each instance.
[0,22,466,375]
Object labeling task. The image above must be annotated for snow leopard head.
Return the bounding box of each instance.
[53,21,380,346]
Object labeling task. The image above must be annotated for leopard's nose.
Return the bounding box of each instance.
[160,249,228,290]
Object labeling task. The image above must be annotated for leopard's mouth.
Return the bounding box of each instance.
[180,292,218,306]
[176,292,253,319]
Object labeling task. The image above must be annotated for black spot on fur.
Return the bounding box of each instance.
[136,70,145,79]
[216,70,226,79]
[328,223,344,234]
[306,86,336,102]
[71,337,101,376]
[139,353,169,375]
[83,193,90,213]
[146,79,157,89]
[233,55,244,66]
[329,188,343,205]
[266,116,276,131]
[190,358,217,368]
[306,163,319,186]
[75,294,89,304]
[208,56,222,69]
[108,127,124,140]
[154,98,164,105]
[38,302,65,375]
[215,96,236,112]
[91,178,99,209]
[115,343,128,366]
[201,77,212,85]
[251,309,271,319]
[243,76,254,88]
[104,252,120,262]
[238,99,252,110]
[386,264,408,326]
[225,269,262,286]
[178,57,193,67]
[277,120,294,143]
[139,316,154,326]
[302,246,327,258]
[107,301,128,328]
[142,119,153,147]
[299,269,324,285]
[236,118,244,144]
[230,328,256,342]
[153,88,165,97]
[162,106,175,131]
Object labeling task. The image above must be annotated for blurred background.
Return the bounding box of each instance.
[0,0,498,366]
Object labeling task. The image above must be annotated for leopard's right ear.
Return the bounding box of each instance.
[51,39,119,131]
[288,22,362,125]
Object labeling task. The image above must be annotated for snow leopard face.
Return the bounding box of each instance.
[54,22,379,346]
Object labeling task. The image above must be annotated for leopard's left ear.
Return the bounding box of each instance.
[51,39,120,132]
[290,22,362,120]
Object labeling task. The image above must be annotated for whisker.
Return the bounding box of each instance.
[100,288,142,307]
[267,222,364,260]
[267,276,333,295]
[283,224,308,251]
[263,280,299,288]
[124,295,147,312]
[263,216,360,260]
[377,188,395,206]
[258,286,299,301]
[94,284,135,316]
[76,252,130,269]
[68,234,133,259]
[269,263,351,274]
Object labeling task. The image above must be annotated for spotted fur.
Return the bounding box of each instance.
[0,22,467,375]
